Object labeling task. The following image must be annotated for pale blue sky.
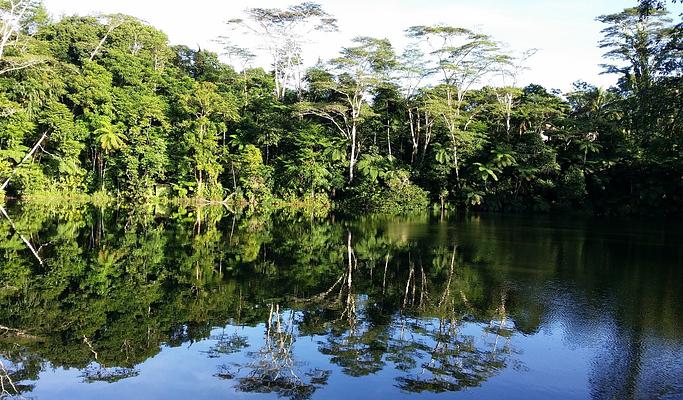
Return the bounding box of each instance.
[43,0,683,91]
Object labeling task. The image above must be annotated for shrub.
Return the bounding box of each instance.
[342,169,429,214]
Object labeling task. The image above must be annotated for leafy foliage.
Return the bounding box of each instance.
[0,3,681,215]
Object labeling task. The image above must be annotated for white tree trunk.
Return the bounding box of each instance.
[349,123,357,183]
[1,132,48,191]
[0,0,31,61]
[408,108,418,163]
[0,206,43,265]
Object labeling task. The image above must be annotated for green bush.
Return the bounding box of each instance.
[342,169,429,214]
[233,145,273,204]
[557,166,587,207]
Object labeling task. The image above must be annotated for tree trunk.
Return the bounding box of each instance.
[451,133,460,183]
[408,108,418,163]
[0,0,29,61]
[100,157,106,190]
[349,124,357,183]
[386,116,392,158]
[90,19,123,62]
[0,206,43,265]
[505,93,512,135]
[422,111,433,162]
[273,57,281,99]
[1,132,48,191]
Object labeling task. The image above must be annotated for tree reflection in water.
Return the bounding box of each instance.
[0,204,681,399]
[393,253,512,393]
[80,364,139,383]
[218,304,331,399]
[0,346,38,399]
[1,358,23,398]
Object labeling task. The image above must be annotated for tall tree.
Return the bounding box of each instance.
[396,44,432,163]
[298,37,396,183]
[597,7,679,145]
[224,2,337,99]
[598,8,673,96]
[407,25,506,182]
[0,0,46,74]
[493,49,536,135]
[638,0,682,15]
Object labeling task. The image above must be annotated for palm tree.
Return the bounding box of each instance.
[95,118,126,190]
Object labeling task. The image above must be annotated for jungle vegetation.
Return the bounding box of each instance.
[0,0,682,215]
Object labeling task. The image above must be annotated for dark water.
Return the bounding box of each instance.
[0,204,682,400]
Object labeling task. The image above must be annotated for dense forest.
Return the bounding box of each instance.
[0,0,682,214]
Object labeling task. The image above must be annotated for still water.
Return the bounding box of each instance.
[0,204,682,399]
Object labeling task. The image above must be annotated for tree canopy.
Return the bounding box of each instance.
[0,1,681,215]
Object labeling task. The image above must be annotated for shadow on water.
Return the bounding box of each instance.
[0,203,682,399]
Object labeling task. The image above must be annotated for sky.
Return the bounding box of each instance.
[41,0,683,92]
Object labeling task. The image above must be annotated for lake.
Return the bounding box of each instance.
[0,204,682,399]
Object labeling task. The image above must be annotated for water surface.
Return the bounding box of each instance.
[0,205,681,399]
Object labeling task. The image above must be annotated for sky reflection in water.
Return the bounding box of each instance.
[0,206,682,399]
